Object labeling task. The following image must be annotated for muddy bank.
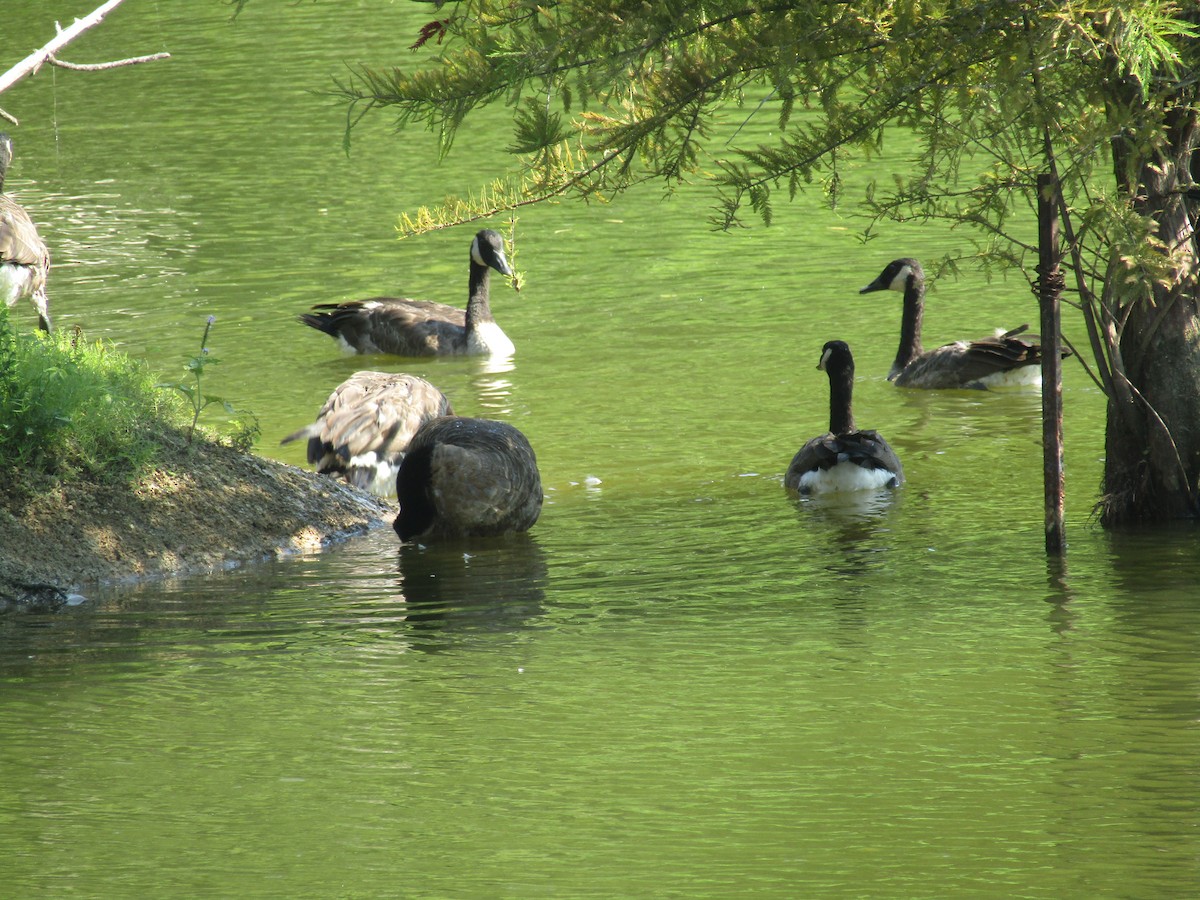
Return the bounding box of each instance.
[0,437,393,609]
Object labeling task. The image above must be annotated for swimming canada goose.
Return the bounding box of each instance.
[785,340,905,494]
[859,257,1060,389]
[281,371,453,496]
[0,134,51,332]
[393,416,543,542]
[300,228,515,357]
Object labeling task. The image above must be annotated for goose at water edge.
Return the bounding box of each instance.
[859,257,1069,389]
[300,228,515,357]
[785,340,905,495]
[393,416,543,542]
[0,134,51,332]
[281,371,453,496]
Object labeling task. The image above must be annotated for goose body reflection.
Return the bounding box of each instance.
[397,539,548,637]
[300,229,515,357]
[282,371,452,495]
[785,340,904,494]
[859,257,1066,389]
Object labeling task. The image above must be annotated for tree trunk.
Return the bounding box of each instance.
[1100,106,1200,525]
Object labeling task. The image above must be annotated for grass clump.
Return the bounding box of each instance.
[0,310,190,491]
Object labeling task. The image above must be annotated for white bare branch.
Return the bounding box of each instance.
[49,53,172,72]
[0,0,171,124]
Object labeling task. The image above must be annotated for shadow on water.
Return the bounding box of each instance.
[1103,523,1200,592]
[395,535,549,643]
[884,381,1045,462]
[1043,552,1077,636]
[1042,522,1200,653]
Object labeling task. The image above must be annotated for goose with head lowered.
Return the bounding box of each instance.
[301,228,515,357]
[393,416,543,542]
[0,134,51,332]
[859,257,1066,389]
[281,371,453,496]
[785,340,904,495]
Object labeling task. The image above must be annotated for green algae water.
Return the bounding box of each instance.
[1,3,1198,897]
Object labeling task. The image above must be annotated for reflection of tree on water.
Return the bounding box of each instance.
[396,535,548,637]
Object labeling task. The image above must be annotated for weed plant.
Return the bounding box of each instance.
[158,315,260,451]
[0,310,189,491]
[159,314,228,444]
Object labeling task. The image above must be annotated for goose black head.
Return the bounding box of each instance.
[471,229,514,277]
[860,258,923,294]
[818,339,854,375]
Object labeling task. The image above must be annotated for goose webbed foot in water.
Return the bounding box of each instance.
[785,340,904,495]
[300,228,515,358]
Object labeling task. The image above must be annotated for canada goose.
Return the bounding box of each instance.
[393,416,543,542]
[785,340,905,494]
[0,134,51,332]
[301,228,515,357]
[859,257,1061,389]
[281,371,453,495]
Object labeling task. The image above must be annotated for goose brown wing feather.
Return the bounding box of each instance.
[786,430,904,486]
[849,429,905,478]
[0,136,52,332]
[787,433,842,480]
[0,197,47,268]
[282,373,452,486]
[301,298,468,356]
[895,328,1054,388]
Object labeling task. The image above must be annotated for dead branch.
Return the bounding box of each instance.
[49,53,171,73]
[0,0,170,125]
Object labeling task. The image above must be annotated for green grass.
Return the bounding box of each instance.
[0,310,191,491]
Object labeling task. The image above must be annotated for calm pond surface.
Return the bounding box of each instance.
[2,2,1199,897]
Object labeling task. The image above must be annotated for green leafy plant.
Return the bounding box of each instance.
[0,313,186,488]
[159,315,235,444]
[226,414,262,454]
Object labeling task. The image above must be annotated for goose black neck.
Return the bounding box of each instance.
[394,445,437,541]
[828,362,856,436]
[894,272,925,374]
[465,261,494,327]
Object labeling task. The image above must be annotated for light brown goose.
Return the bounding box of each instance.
[0,134,51,332]
[282,371,453,496]
[393,416,543,542]
[859,257,1065,389]
[300,229,515,357]
[785,340,905,494]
